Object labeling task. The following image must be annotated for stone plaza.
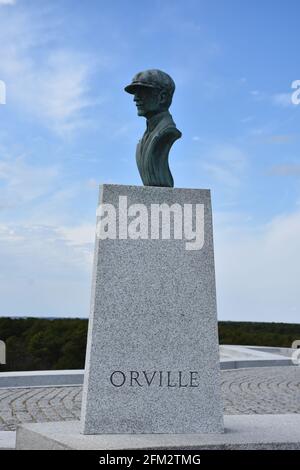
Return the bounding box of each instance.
[1,365,300,449]
[1,367,299,434]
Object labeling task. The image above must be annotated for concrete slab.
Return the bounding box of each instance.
[0,370,83,388]
[219,345,294,369]
[16,415,300,450]
[221,345,293,359]
[0,431,16,450]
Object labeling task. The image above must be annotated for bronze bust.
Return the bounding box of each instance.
[125,69,182,187]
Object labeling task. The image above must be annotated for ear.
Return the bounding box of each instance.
[159,90,167,105]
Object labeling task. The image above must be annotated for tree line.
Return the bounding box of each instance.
[0,317,299,372]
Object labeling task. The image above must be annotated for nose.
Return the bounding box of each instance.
[134,93,143,103]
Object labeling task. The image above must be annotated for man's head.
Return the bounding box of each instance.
[124,69,175,119]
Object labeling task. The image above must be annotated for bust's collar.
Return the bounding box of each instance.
[146,110,170,132]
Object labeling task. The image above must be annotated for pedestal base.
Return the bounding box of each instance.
[16,415,300,450]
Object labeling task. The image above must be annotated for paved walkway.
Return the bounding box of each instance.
[0,367,299,431]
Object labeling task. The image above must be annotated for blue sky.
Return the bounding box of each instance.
[0,0,300,322]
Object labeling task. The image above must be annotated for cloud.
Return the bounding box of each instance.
[250,90,294,108]
[271,92,293,107]
[0,143,95,316]
[249,90,267,102]
[57,224,95,247]
[215,210,300,323]
[0,6,97,135]
[263,134,295,144]
[0,141,98,228]
[202,144,247,188]
[0,0,16,5]
[28,50,96,135]
[0,223,93,317]
[268,164,300,176]
[86,178,99,189]
[0,154,59,210]
[241,116,254,124]
[248,134,297,145]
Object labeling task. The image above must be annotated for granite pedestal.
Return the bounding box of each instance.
[81,184,224,434]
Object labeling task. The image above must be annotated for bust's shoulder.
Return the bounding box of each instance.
[150,126,182,152]
[155,112,182,139]
[157,125,182,138]
[154,123,182,143]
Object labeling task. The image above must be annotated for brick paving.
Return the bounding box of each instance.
[0,366,299,431]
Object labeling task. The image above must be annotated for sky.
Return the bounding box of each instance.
[0,0,300,322]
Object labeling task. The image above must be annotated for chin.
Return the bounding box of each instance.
[137,109,146,116]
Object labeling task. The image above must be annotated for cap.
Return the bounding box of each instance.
[124,69,175,96]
